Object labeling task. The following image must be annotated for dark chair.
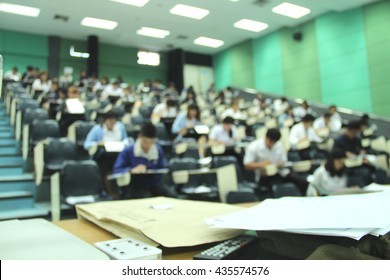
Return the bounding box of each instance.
[155,122,173,157]
[44,138,78,172]
[60,160,107,199]
[31,119,61,145]
[272,183,302,198]
[23,108,48,126]
[226,191,259,204]
[75,121,95,147]
[139,106,154,119]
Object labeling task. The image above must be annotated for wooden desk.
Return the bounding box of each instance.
[53,219,215,260]
[53,202,258,260]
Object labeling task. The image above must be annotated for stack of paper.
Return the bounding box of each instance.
[208,185,390,240]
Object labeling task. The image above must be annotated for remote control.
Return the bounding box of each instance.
[193,235,259,260]
[94,238,162,260]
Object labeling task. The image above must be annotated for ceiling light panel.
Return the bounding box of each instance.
[81,17,118,30]
[234,19,268,32]
[272,2,311,19]
[110,0,149,7]
[170,4,209,20]
[0,3,40,17]
[194,37,224,48]
[136,27,170,39]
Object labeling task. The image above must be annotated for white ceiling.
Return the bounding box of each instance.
[0,0,381,54]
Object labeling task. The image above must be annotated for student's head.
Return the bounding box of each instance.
[265,128,281,149]
[328,105,337,115]
[51,82,59,91]
[325,149,346,177]
[360,114,369,129]
[187,104,200,120]
[302,100,309,109]
[301,114,315,129]
[39,71,48,82]
[345,121,361,139]
[12,66,18,73]
[324,113,332,124]
[103,111,119,131]
[67,86,80,99]
[139,123,157,153]
[222,116,234,131]
[166,99,177,108]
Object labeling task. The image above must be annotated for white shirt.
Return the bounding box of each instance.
[4,70,21,81]
[101,85,124,100]
[307,165,347,195]
[221,108,244,120]
[152,103,177,118]
[330,113,342,132]
[32,79,52,93]
[273,99,289,115]
[103,123,123,142]
[313,117,328,130]
[289,123,322,147]
[244,139,287,165]
[209,124,237,146]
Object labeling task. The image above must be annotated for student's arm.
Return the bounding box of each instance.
[112,148,133,174]
[156,146,167,169]
[171,113,186,135]
[243,142,271,170]
[83,126,102,150]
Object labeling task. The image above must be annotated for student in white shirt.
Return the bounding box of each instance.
[273,97,289,116]
[289,114,323,160]
[307,149,358,196]
[221,98,244,121]
[328,105,343,132]
[313,113,332,137]
[293,100,312,121]
[4,66,21,82]
[100,81,124,101]
[151,98,178,119]
[244,128,308,196]
[31,71,52,94]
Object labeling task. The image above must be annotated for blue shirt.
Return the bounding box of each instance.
[113,143,166,188]
[83,122,127,150]
[171,112,201,134]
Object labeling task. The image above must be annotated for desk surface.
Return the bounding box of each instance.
[53,219,215,260]
[53,202,257,260]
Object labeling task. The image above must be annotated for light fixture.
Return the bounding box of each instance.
[170,4,209,20]
[109,0,149,7]
[81,17,118,30]
[272,2,311,19]
[136,27,170,39]
[0,3,40,17]
[194,37,224,48]
[234,19,268,32]
[70,46,90,58]
[137,51,160,66]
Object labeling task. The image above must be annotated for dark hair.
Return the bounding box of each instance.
[325,149,346,177]
[324,113,332,119]
[302,114,315,123]
[103,110,119,121]
[266,128,281,142]
[140,123,157,138]
[187,104,200,120]
[222,116,235,125]
[360,114,369,127]
[347,120,361,130]
[166,99,177,108]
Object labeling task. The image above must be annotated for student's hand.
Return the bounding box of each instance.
[346,152,355,158]
[98,141,105,146]
[179,128,188,136]
[261,160,272,168]
[132,164,147,174]
[360,149,367,155]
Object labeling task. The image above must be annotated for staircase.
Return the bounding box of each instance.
[0,101,48,220]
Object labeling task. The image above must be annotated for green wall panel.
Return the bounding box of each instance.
[214,49,232,90]
[280,21,322,102]
[252,32,284,95]
[0,29,48,73]
[365,0,390,117]
[316,8,372,113]
[230,40,254,89]
[99,43,167,85]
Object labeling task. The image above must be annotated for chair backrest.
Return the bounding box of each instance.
[139,106,154,119]
[75,122,95,146]
[44,138,78,167]
[213,156,244,183]
[272,183,302,198]
[155,123,168,140]
[23,108,48,125]
[168,157,201,187]
[17,99,39,112]
[31,119,61,143]
[226,191,258,204]
[60,160,104,197]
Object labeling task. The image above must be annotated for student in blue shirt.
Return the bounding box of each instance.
[113,123,176,199]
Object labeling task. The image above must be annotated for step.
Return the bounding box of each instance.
[0,190,33,199]
[0,206,49,221]
[0,127,13,133]
[0,146,20,155]
[0,120,10,126]
[0,167,24,176]
[0,156,24,167]
[0,131,15,138]
[0,174,36,193]
[0,139,18,146]
[0,173,34,182]
[0,197,34,211]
